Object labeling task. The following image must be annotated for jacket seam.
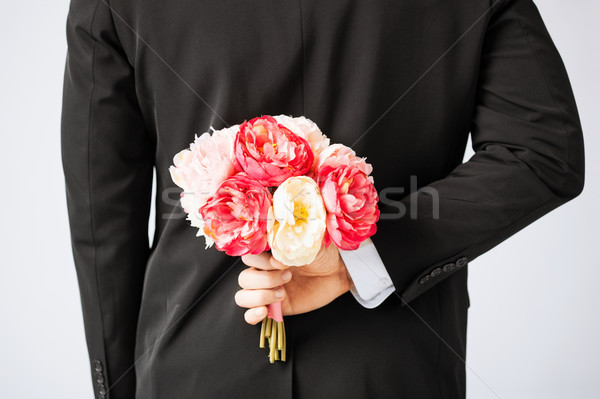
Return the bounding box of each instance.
[103,0,135,67]
[298,0,305,115]
[87,0,105,394]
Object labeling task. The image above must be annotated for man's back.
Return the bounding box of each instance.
[61,0,584,397]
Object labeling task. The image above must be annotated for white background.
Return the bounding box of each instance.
[0,1,598,398]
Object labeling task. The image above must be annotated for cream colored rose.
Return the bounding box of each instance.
[267,176,327,266]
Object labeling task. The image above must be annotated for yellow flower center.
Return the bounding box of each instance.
[262,142,277,154]
[293,202,309,221]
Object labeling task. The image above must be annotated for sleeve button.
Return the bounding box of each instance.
[419,275,430,284]
[443,263,455,272]
[456,257,468,268]
[430,267,442,277]
[93,360,102,372]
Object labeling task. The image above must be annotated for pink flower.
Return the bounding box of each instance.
[169,126,238,245]
[319,164,379,250]
[199,173,271,256]
[316,143,373,177]
[234,116,314,186]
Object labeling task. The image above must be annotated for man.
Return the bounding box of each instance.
[61,0,584,398]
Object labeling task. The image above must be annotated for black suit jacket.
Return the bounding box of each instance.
[61,0,584,398]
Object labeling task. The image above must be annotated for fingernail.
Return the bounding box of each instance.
[282,270,292,281]
[256,307,266,317]
[274,288,284,298]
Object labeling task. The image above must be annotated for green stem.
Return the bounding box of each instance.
[265,317,272,338]
[277,321,283,351]
[281,320,287,362]
[269,319,277,363]
[259,317,287,363]
[259,318,266,348]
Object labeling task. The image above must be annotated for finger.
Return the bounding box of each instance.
[244,306,268,325]
[241,252,276,270]
[238,268,293,289]
[234,287,286,308]
[269,256,293,270]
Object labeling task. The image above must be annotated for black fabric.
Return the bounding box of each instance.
[61,0,584,398]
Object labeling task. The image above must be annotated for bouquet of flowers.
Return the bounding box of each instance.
[169,115,379,363]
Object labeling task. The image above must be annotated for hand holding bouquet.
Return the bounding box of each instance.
[170,115,379,363]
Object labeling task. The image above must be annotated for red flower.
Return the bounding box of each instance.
[319,164,380,250]
[199,173,271,256]
[234,116,314,186]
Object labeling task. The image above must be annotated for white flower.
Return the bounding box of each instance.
[168,125,238,247]
[273,114,330,167]
[267,176,327,266]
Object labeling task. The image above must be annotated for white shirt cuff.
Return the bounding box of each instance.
[338,238,396,309]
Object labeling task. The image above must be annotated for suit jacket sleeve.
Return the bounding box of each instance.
[61,0,154,397]
[371,0,585,305]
